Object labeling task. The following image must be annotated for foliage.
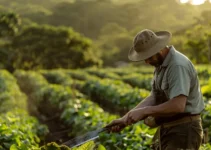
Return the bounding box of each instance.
[96,23,133,65]
[72,141,95,150]
[85,68,120,80]
[72,141,106,150]
[202,78,211,98]
[14,70,49,104]
[0,12,21,71]
[172,24,211,64]
[122,73,153,91]
[99,122,155,150]
[0,70,27,112]
[0,12,21,38]
[14,70,117,135]
[201,96,211,144]
[40,142,70,150]
[40,69,74,85]
[84,67,153,91]
[184,25,211,64]
[48,0,209,38]
[40,141,106,150]
[66,69,100,81]
[0,110,45,150]
[196,9,211,24]
[83,78,150,110]
[200,143,211,150]
[37,67,211,149]
[0,1,211,67]
[0,70,48,150]
[15,70,155,149]
[196,65,211,80]
[10,24,101,69]
[1,66,211,149]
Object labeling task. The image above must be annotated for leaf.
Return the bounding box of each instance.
[97,144,106,150]
[10,144,18,150]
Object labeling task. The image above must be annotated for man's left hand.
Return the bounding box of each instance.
[127,107,147,125]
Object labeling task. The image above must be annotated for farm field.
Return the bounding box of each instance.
[0,65,211,150]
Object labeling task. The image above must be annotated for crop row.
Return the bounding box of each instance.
[2,67,210,149]
[40,69,211,146]
[40,70,150,114]
[0,70,48,150]
[38,70,155,149]
[83,66,211,90]
[84,68,152,91]
[82,79,150,114]
[15,71,115,130]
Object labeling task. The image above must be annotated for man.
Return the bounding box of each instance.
[106,29,204,150]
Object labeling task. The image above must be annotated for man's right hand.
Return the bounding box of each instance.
[105,117,128,133]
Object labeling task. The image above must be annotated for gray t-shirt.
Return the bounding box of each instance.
[153,46,204,114]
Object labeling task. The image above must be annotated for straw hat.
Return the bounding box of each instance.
[128,29,171,61]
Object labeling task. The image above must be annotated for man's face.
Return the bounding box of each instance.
[144,52,164,67]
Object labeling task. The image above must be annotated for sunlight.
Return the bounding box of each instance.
[180,0,189,3]
[191,0,205,5]
[179,0,211,5]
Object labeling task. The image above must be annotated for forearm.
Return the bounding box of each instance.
[145,96,186,117]
[122,93,155,118]
[125,95,187,126]
[132,93,155,110]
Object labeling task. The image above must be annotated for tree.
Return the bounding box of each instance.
[96,23,133,66]
[0,12,21,38]
[0,12,21,72]
[200,10,211,24]
[183,25,211,64]
[10,24,102,70]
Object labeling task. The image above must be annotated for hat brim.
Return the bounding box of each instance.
[128,31,171,62]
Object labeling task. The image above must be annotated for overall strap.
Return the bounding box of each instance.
[155,66,167,91]
[152,66,168,105]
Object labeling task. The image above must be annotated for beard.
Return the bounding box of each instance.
[148,53,164,67]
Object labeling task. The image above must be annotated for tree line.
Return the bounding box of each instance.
[0,0,211,71]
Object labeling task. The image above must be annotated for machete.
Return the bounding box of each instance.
[62,127,110,148]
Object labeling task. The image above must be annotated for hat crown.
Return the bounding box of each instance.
[128,29,171,61]
[133,29,158,52]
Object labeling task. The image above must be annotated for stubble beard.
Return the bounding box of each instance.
[149,53,164,67]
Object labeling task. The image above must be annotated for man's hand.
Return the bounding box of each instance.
[144,116,158,128]
[127,107,147,125]
[105,115,128,133]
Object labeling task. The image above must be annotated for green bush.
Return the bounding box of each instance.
[0,70,48,149]
[0,109,48,150]
[83,78,150,110]
[201,78,211,98]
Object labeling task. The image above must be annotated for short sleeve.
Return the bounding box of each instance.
[168,65,191,99]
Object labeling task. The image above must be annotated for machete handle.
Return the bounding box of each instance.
[103,123,126,133]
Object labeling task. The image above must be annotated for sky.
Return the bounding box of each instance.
[179,0,211,5]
